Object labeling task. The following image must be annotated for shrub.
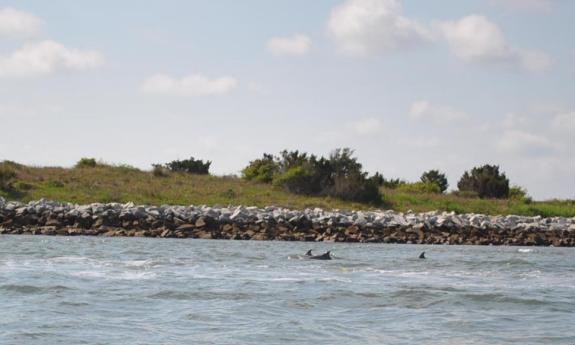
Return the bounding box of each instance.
[116,164,140,173]
[241,148,382,204]
[242,154,278,183]
[397,181,441,194]
[14,181,34,191]
[272,166,316,195]
[163,157,211,175]
[370,172,385,186]
[330,172,381,204]
[384,178,405,189]
[0,166,17,190]
[420,170,448,193]
[325,149,381,203]
[151,164,170,177]
[509,185,532,203]
[457,164,510,198]
[75,158,98,168]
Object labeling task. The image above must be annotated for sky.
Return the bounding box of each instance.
[0,0,573,200]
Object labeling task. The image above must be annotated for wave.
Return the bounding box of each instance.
[0,284,73,294]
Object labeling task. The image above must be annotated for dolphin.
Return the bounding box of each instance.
[419,251,426,259]
[305,249,313,256]
[309,251,332,260]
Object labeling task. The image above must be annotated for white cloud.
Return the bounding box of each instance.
[0,7,42,37]
[327,0,431,57]
[141,73,238,96]
[409,100,470,124]
[0,40,103,78]
[350,117,383,134]
[502,112,529,128]
[552,111,575,131]
[519,49,553,72]
[439,15,552,72]
[497,129,556,156]
[267,34,311,56]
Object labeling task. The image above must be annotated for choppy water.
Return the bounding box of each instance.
[0,236,574,345]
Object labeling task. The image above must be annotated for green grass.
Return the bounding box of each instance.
[1,161,574,217]
[0,162,368,210]
[381,188,575,217]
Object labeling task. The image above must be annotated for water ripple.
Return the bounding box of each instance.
[0,236,573,345]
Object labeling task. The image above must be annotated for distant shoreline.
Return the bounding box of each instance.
[1,198,574,246]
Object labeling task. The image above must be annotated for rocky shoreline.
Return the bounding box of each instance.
[1,198,574,246]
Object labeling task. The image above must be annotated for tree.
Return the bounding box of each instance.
[75,158,97,168]
[420,170,448,193]
[241,148,382,204]
[457,164,509,198]
[242,154,278,183]
[162,157,211,175]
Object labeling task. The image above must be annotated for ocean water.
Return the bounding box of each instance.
[0,236,573,345]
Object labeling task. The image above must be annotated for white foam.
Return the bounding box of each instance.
[518,249,534,253]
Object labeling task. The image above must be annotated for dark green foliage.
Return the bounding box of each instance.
[242,148,382,204]
[457,164,510,199]
[382,178,406,189]
[75,158,97,168]
[242,154,278,183]
[272,166,316,194]
[370,172,406,189]
[420,170,448,193]
[369,172,385,186]
[325,149,380,203]
[161,157,211,175]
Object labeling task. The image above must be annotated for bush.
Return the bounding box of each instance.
[242,154,278,183]
[369,172,385,186]
[116,164,140,173]
[420,170,448,193]
[0,166,17,190]
[326,149,381,203]
[272,166,315,194]
[151,164,170,177]
[242,148,382,204]
[397,181,441,194]
[330,173,381,203]
[457,164,510,198]
[14,181,34,191]
[509,185,532,203]
[370,173,406,189]
[75,158,97,168]
[162,157,211,175]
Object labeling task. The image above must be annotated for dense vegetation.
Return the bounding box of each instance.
[242,149,381,204]
[457,164,510,198]
[420,170,449,193]
[154,157,211,175]
[1,153,574,217]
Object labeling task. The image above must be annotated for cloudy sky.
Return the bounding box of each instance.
[0,0,573,200]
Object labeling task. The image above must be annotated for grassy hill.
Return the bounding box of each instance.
[1,161,574,217]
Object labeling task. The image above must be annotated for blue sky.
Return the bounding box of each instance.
[0,0,574,199]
